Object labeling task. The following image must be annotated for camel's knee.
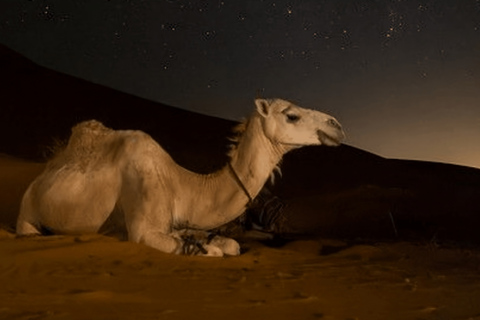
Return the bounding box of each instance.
[129,230,183,254]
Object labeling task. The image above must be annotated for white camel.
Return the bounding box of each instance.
[17,99,345,256]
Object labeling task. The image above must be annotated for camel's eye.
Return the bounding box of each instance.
[286,114,300,123]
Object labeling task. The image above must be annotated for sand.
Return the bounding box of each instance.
[1,155,480,320]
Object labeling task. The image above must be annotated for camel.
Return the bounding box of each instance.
[16,98,345,256]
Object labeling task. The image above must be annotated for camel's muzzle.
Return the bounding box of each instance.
[317,129,344,146]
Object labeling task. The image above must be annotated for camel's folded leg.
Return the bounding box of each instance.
[16,186,42,236]
[130,230,183,254]
[170,229,223,257]
[16,219,41,236]
[127,228,223,257]
[171,229,240,257]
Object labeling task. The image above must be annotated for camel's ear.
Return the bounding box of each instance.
[255,99,270,118]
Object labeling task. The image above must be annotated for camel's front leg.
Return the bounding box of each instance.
[123,212,183,254]
[129,225,224,256]
[133,230,183,254]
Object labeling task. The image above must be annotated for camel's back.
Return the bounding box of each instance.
[47,120,172,171]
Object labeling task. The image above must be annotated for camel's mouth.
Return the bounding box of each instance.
[317,130,343,146]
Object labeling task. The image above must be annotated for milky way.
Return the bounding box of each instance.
[1,1,480,167]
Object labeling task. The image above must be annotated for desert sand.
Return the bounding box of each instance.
[1,155,480,320]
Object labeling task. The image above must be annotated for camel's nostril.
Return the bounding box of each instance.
[327,118,342,130]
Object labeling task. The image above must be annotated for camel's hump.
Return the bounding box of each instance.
[71,120,110,135]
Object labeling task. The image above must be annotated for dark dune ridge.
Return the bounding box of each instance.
[2,43,480,244]
[0,44,232,173]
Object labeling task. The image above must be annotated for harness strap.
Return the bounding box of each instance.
[227,162,254,207]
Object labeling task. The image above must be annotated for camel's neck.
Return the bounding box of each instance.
[187,114,291,229]
[228,115,288,200]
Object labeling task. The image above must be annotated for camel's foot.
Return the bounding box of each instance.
[172,229,240,257]
[197,244,224,257]
[209,236,241,256]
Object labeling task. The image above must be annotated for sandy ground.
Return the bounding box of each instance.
[1,155,480,320]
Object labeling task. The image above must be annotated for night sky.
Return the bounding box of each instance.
[1,1,479,167]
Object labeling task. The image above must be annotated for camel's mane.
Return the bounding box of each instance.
[227,118,248,158]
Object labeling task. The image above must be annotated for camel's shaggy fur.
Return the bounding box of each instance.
[17,99,345,256]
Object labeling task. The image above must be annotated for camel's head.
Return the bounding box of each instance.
[255,98,346,148]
